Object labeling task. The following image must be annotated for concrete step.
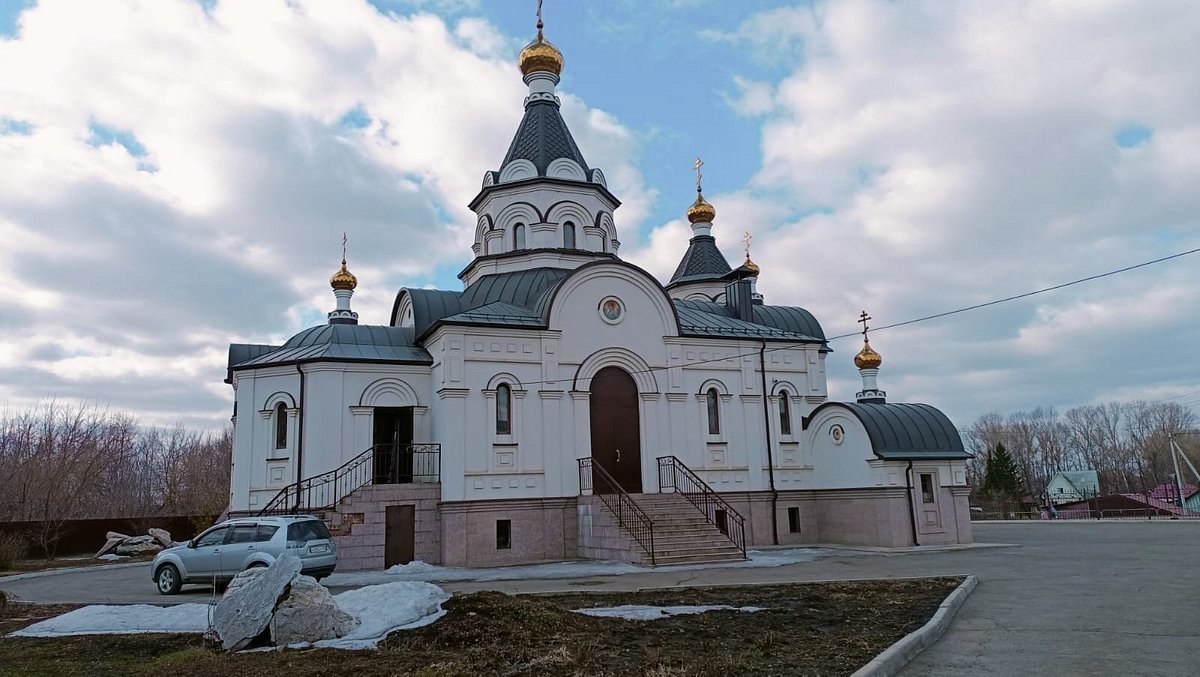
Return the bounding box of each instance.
[653,543,743,556]
[650,552,746,566]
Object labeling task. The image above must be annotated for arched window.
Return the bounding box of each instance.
[496,384,512,435]
[778,391,792,436]
[513,223,526,250]
[706,388,720,435]
[274,402,287,449]
[563,221,576,248]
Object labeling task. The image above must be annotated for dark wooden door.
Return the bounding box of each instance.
[385,504,415,567]
[373,407,414,483]
[589,366,642,493]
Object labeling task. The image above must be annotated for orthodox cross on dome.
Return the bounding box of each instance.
[341,232,348,264]
[694,155,704,192]
[858,310,872,341]
[537,0,544,28]
[742,231,752,259]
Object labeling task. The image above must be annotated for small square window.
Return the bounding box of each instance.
[496,519,511,550]
[788,507,801,533]
[714,509,728,536]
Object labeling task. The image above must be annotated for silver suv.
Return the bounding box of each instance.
[151,515,337,595]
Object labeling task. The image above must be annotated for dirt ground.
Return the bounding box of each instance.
[0,578,961,676]
[0,554,155,577]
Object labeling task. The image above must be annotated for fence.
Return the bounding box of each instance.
[0,515,212,559]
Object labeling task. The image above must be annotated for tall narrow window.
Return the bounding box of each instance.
[496,384,512,435]
[706,388,720,435]
[778,391,792,435]
[274,402,287,449]
[563,221,576,248]
[513,223,526,250]
[921,474,936,504]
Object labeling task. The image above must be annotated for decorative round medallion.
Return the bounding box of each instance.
[830,424,845,445]
[599,296,624,324]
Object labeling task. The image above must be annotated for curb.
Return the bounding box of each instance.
[0,561,149,585]
[851,574,978,677]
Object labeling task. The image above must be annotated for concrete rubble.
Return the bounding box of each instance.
[94,529,183,558]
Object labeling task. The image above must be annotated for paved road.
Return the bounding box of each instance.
[3,523,1197,675]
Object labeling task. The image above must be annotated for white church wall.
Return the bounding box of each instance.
[805,407,876,489]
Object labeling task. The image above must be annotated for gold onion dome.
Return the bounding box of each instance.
[518,21,563,76]
[742,254,760,275]
[687,191,716,223]
[854,341,883,369]
[330,259,357,291]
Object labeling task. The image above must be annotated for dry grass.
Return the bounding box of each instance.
[0,578,963,676]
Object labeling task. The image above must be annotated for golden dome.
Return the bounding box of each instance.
[330,259,357,291]
[743,254,760,275]
[518,23,563,77]
[687,191,716,223]
[854,340,882,370]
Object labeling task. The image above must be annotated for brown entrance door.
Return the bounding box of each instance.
[589,366,642,493]
[373,407,414,483]
[385,504,415,567]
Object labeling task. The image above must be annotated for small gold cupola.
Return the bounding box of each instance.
[687,155,716,224]
[328,234,360,325]
[854,310,886,403]
[518,14,564,77]
[330,258,357,291]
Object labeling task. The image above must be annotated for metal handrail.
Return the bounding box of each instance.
[656,455,747,558]
[578,458,656,565]
[259,443,440,516]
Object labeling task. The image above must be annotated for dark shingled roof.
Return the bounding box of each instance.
[229,324,431,371]
[808,402,970,461]
[400,264,827,346]
[500,100,589,177]
[668,235,733,286]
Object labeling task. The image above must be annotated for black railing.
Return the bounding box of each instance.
[578,458,656,565]
[259,443,440,516]
[656,455,747,558]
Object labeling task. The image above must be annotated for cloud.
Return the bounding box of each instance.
[634,0,1200,423]
[0,0,648,425]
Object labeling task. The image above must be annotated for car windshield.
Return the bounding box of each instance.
[286,520,331,542]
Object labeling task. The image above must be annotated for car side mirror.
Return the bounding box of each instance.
[187,540,197,549]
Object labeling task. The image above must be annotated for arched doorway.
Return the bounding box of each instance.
[589,366,642,493]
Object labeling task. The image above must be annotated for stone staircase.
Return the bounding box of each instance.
[634,492,746,565]
[580,491,746,566]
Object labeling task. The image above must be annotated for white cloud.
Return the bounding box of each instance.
[638,0,1200,422]
[0,0,648,425]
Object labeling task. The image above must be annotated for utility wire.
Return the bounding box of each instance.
[495,245,1200,389]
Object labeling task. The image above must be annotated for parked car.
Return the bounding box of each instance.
[151,515,336,595]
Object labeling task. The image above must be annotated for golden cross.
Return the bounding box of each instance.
[694,155,704,191]
[537,0,543,26]
[742,231,752,258]
[858,310,871,340]
[341,232,348,264]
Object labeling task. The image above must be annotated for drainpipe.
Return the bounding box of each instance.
[294,363,306,511]
[759,341,779,545]
[905,461,919,546]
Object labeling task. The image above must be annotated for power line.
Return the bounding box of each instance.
[503,244,1200,389]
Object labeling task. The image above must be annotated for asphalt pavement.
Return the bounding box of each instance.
[3,522,1197,675]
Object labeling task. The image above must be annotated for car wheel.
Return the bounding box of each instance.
[156,564,182,595]
[247,562,267,570]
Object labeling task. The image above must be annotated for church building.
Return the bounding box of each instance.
[224,18,972,570]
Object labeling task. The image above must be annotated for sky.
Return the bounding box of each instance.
[0,0,1197,430]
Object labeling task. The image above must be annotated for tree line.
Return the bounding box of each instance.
[964,400,1198,508]
[0,401,231,555]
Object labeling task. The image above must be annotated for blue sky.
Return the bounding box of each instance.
[0,0,1197,427]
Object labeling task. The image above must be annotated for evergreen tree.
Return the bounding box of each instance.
[982,443,1022,504]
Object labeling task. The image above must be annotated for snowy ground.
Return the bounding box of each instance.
[9,581,449,650]
[573,604,766,621]
[323,546,841,588]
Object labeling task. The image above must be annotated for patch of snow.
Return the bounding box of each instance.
[324,547,837,588]
[10,604,210,637]
[97,554,129,561]
[574,604,766,621]
[314,581,450,649]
